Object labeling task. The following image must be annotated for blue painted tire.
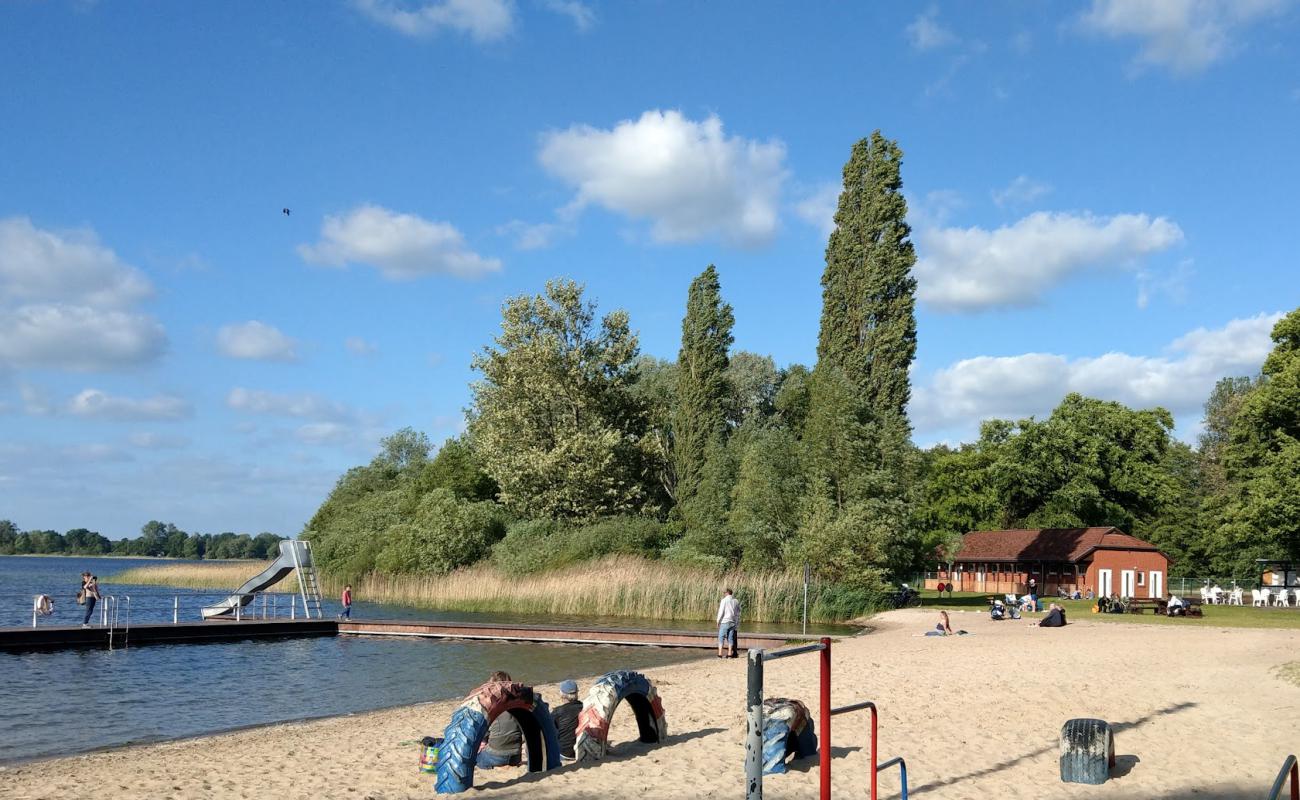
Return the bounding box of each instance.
[574,670,667,762]
[1059,718,1114,785]
[761,698,817,775]
[435,681,562,794]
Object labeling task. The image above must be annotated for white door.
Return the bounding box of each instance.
[1121,570,1136,599]
[1149,571,1163,599]
[1098,569,1113,598]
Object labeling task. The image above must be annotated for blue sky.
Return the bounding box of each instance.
[1,0,1297,537]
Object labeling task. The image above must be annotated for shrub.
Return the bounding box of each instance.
[374,489,507,574]
[491,518,568,575]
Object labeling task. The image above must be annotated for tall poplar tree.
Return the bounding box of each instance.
[673,265,735,507]
[816,130,918,430]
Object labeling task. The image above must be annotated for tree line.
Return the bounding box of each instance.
[302,130,1300,597]
[0,519,285,560]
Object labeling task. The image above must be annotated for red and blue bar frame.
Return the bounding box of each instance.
[745,637,908,800]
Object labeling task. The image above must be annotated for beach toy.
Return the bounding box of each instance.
[1059,718,1115,785]
[435,681,562,794]
[761,698,817,775]
[574,670,667,762]
[419,736,442,773]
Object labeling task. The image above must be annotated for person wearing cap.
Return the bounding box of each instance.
[551,679,582,762]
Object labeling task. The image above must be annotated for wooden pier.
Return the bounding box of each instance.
[337,618,812,650]
[1,618,824,652]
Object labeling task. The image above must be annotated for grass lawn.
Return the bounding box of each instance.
[919,590,1300,629]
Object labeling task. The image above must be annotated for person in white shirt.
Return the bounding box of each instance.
[717,588,741,659]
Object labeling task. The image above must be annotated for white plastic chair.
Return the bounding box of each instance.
[1251,589,1262,606]
[1200,587,1212,604]
[1293,589,1300,608]
[1261,588,1273,607]
[1276,590,1291,608]
[1230,588,1243,605]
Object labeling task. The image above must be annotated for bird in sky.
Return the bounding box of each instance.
[282,208,291,216]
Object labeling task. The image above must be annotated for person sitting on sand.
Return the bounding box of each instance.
[478,671,523,768]
[925,610,968,636]
[551,680,582,762]
[990,599,1006,621]
[1038,602,1067,627]
[1019,593,1037,613]
[1167,594,1187,617]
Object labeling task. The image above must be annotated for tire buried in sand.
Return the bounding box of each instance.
[574,670,668,762]
[435,680,562,794]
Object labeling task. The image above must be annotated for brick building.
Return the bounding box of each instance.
[928,527,1170,599]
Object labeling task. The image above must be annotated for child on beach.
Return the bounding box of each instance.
[551,680,582,762]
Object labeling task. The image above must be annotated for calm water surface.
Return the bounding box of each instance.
[0,556,850,763]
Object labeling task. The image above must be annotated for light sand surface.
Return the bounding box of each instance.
[5,609,1300,800]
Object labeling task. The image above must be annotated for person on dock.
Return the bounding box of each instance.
[551,679,582,762]
[339,584,352,620]
[478,671,523,768]
[80,573,101,627]
[717,588,740,659]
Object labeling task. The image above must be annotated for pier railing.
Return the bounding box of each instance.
[14,589,314,629]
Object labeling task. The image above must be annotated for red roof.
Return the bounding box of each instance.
[954,527,1160,564]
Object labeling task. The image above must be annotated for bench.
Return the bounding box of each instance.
[1127,597,1203,617]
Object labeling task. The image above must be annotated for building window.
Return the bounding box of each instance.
[1137,572,1145,586]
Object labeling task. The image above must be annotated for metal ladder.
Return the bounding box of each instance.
[291,540,324,618]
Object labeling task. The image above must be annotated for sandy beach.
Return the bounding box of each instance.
[5,609,1300,800]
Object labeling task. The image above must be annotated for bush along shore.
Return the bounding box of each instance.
[108,555,878,623]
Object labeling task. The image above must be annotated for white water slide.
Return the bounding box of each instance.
[201,540,323,619]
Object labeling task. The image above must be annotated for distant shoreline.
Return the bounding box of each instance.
[0,554,262,562]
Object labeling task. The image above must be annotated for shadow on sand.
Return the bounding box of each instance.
[474,725,726,790]
[907,700,1197,796]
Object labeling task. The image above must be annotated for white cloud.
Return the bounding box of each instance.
[295,422,354,445]
[912,312,1285,438]
[542,0,594,31]
[991,175,1052,208]
[217,321,299,362]
[0,304,167,370]
[1137,259,1194,308]
[915,211,1184,312]
[352,0,514,41]
[226,387,352,421]
[128,431,192,450]
[345,336,378,356]
[298,204,501,280]
[0,218,167,372]
[906,6,957,50]
[496,219,571,250]
[538,109,788,248]
[795,183,840,237]
[1080,0,1288,75]
[0,216,152,308]
[68,389,191,421]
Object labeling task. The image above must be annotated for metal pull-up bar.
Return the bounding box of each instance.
[745,637,832,800]
[828,700,909,800]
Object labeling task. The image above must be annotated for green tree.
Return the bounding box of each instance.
[1212,308,1300,574]
[414,436,498,502]
[990,394,1174,530]
[673,265,735,508]
[374,488,506,574]
[816,131,918,430]
[728,427,803,569]
[470,279,648,519]
[629,356,678,506]
[726,351,779,428]
[917,441,1002,567]
[1199,376,1257,494]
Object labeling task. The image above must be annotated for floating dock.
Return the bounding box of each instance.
[0,618,336,651]
[1,618,823,652]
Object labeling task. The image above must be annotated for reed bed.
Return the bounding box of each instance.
[110,561,293,592]
[110,555,855,622]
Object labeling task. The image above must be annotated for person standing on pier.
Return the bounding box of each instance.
[339,584,353,619]
[717,588,740,659]
[80,573,101,627]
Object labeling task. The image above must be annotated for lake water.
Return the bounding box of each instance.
[0,556,848,763]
